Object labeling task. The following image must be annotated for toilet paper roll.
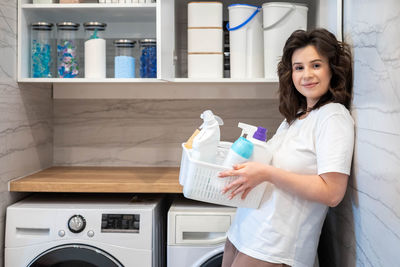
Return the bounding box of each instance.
[188,2,223,28]
[188,53,223,78]
[188,28,223,53]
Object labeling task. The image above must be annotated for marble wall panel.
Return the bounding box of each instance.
[0,0,53,265]
[346,0,400,135]
[320,1,400,266]
[53,99,283,166]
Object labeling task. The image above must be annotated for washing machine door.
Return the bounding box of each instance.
[28,244,123,267]
[199,252,223,267]
[194,245,225,267]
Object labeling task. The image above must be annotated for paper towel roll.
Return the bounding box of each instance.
[84,38,106,78]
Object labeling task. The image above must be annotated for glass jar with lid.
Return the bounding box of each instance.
[83,22,107,78]
[31,22,53,78]
[56,22,80,78]
[139,39,156,78]
[114,39,136,78]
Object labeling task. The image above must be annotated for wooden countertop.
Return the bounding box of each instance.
[9,166,182,193]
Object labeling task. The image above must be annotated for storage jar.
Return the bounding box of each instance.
[139,39,156,78]
[56,22,80,78]
[83,22,107,78]
[31,22,54,78]
[114,39,136,78]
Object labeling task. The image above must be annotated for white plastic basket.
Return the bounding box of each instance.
[179,142,267,208]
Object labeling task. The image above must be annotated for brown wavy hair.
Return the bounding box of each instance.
[277,28,353,124]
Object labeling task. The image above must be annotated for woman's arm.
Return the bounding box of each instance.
[219,162,348,207]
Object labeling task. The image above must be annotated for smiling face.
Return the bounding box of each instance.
[291,45,332,108]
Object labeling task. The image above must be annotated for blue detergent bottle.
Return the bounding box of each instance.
[222,137,254,168]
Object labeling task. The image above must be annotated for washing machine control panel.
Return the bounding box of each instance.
[101,214,140,233]
[68,215,86,233]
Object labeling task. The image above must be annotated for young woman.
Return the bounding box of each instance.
[219,28,354,267]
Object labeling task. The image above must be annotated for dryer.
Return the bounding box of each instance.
[5,194,165,267]
[167,199,236,267]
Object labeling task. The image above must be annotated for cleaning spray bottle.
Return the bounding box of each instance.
[238,122,273,164]
[191,110,224,163]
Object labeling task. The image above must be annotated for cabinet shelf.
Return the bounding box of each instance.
[21,3,157,23]
[18,0,172,81]
[19,78,162,83]
[172,78,278,83]
[19,77,277,83]
[18,0,341,99]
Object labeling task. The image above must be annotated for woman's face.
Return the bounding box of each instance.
[291,45,332,108]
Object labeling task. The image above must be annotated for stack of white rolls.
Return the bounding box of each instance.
[187,2,223,78]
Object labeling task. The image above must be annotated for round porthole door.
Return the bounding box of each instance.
[28,244,123,267]
[200,252,223,267]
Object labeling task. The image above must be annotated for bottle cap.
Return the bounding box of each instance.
[253,127,267,141]
[31,22,54,30]
[56,22,80,30]
[139,39,157,46]
[83,22,107,31]
[114,39,136,47]
[231,137,254,159]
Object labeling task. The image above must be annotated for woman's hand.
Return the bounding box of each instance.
[218,162,270,200]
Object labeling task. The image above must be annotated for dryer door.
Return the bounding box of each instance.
[28,244,123,267]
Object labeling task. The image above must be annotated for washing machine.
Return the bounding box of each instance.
[167,199,236,267]
[5,194,165,267]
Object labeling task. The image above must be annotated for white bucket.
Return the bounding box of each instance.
[262,2,308,79]
[228,4,264,79]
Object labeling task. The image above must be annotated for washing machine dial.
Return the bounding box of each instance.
[68,215,86,233]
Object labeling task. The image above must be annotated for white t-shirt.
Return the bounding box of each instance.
[227,103,355,267]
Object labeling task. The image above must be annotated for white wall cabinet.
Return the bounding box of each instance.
[17,0,341,99]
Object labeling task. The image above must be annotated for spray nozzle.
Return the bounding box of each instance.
[238,122,267,142]
[238,122,257,137]
[199,110,224,129]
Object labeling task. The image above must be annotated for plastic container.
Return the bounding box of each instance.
[227,4,264,78]
[31,22,53,78]
[180,141,267,208]
[188,2,223,28]
[188,28,223,53]
[262,2,308,79]
[114,39,136,78]
[188,53,223,78]
[56,22,80,78]
[83,22,107,78]
[222,137,253,168]
[139,39,157,78]
[191,110,224,164]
